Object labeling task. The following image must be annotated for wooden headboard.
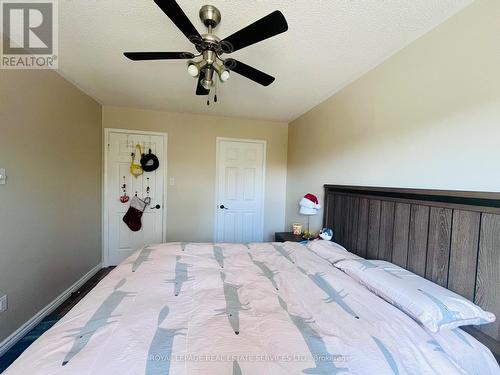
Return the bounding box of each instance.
[323,185,500,344]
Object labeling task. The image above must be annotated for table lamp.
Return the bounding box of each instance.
[299,193,321,239]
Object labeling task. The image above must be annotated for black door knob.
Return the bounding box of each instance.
[151,204,161,209]
[219,205,228,210]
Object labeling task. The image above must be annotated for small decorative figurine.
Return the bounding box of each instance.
[319,228,333,241]
[120,176,130,203]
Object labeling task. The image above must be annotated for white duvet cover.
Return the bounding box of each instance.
[4,241,499,375]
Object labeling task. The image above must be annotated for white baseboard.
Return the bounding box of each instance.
[0,263,102,357]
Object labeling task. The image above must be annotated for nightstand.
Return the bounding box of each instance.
[274,232,304,243]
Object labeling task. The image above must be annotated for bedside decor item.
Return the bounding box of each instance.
[299,193,321,239]
[302,230,316,240]
[319,228,333,241]
[292,223,302,235]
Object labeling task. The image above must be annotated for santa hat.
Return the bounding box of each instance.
[299,193,321,215]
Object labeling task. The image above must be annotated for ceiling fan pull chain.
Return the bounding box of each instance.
[214,79,218,103]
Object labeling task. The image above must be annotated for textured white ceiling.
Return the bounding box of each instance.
[58,0,472,122]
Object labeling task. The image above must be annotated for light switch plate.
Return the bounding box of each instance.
[0,295,7,313]
[169,177,175,186]
[0,168,5,185]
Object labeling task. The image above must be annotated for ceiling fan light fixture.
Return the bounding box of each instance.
[201,79,213,90]
[187,62,200,77]
[201,67,215,90]
[220,70,230,82]
[187,59,208,78]
[213,63,230,82]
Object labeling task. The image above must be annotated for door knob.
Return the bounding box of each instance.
[151,204,161,209]
[219,205,229,210]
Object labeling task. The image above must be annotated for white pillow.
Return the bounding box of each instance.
[335,259,496,333]
[306,240,362,264]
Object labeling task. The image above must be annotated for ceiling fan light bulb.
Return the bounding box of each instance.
[202,79,213,90]
[187,62,199,77]
[220,70,230,82]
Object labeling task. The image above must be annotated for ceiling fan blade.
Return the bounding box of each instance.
[196,71,210,95]
[220,11,288,54]
[224,59,275,86]
[153,0,202,44]
[124,52,194,61]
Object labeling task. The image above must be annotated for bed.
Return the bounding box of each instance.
[4,239,499,374]
[322,185,500,346]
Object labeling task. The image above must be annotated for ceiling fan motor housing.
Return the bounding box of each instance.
[199,5,221,28]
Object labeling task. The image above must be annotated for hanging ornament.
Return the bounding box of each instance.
[120,176,130,203]
[130,144,144,178]
[144,178,152,206]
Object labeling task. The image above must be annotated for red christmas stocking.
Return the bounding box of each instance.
[123,196,147,232]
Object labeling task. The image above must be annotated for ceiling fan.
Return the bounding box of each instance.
[124,0,288,101]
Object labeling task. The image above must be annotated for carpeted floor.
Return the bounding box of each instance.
[0,267,114,373]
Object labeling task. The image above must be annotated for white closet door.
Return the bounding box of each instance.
[216,138,265,243]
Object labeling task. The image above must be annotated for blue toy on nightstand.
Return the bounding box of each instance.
[319,228,333,241]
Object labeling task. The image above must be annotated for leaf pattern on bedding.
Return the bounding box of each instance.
[166,256,193,296]
[353,260,404,279]
[273,244,295,264]
[214,245,225,269]
[278,297,348,374]
[308,272,359,319]
[427,339,445,353]
[378,267,404,279]
[215,272,250,335]
[132,245,152,272]
[62,279,135,366]
[351,259,378,271]
[146,305,186,375]
[233,360,243,375]
[248,253,280,290]
[417,289,461,326]
[372,336,399,375]
[297,266,359,320]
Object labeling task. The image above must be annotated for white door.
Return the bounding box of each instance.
[215,138,266,243]
[105,130,166,265]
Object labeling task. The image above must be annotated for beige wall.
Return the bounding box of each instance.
[103,106,288,242]
[0,70,102,342]
[286,0,500,232]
